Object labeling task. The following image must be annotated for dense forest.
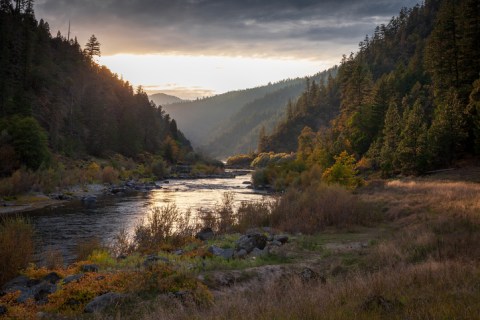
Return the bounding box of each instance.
[261,0,480,176]
[0,0,191,176]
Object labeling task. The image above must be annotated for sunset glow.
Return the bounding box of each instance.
[99,54,331,100]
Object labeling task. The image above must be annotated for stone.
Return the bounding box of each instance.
[1,275,30,294]
[250,247,268,257]
[173,249,184,256]
[43,272,61,284]
[143,255,169,267]
[208,245,234,259]
[84,292,126,313]
[274,235,289,244]
[235,232,267,253]
[63,274,85,285]
[81,264,99,273]
[270,240,283,247]
[234,249,248,259]
[81,195,97,203]
[299,267,326,284]
[196,227,215,241]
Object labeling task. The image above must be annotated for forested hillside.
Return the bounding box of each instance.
[0,1,191,176]
[163,76,318,152]
[203,69,336,158]
[262,0,480,175]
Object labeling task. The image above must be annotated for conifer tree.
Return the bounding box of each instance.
[84,34,101,58]
[428,88,467,165]
[397,100,429,174]
[380,102,401,176]
[468,79,480,153]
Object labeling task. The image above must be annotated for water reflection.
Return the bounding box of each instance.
[30,174,270,263]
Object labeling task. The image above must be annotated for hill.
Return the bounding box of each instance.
[163,77,313,152]
[0,4,191,175]
[203,68,337,157]
[149,93,183,106]
[263,0,480,175]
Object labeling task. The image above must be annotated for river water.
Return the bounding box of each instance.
[28,173,271,264]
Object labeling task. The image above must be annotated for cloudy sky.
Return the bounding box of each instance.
[35,0,419,99]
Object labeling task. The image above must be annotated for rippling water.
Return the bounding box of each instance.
[28,173,271,263]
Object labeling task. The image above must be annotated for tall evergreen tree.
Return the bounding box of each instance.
[428,88,467,165]
[380,102,401,176]
[397,100,429,174]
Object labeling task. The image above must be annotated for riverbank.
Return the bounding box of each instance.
[0,170,253,216]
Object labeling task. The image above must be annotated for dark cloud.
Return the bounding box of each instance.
[35,0,420,58]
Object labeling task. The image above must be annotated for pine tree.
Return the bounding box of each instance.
[84,34,100,58]
[397,100,429,174]
[380,102,401,176]
[425,0,460,99]
[428,88,467,165]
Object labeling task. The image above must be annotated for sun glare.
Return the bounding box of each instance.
[99,54,331,99]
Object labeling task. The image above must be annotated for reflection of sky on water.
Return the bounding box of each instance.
[30,174,270,264]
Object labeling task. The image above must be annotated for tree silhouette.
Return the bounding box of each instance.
[84,34,101,58]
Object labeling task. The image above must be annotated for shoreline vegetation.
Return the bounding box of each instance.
[1,166,480,319]
[0,155,251,215]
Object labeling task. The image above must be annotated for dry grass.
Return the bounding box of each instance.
[107,261,480,320]
[0,216,34,286]
[270,183,380,234]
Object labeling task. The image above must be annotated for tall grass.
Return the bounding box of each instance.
[0,216,34,286]
[269,183,379,234]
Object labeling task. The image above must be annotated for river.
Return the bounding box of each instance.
[28,173,271,264]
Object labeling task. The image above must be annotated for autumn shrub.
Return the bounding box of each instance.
[44,247,65,269]
[214,192,236,233]
[322,151,364,190]
[102,165,119,184]
[0,216,34,286]
[0,168,35,196]
[133,205,195,253]
[226,154,255,167]
[75,236,104,261]
[234,200,273,232]
[85,161,101,183]
[151,158,169,179]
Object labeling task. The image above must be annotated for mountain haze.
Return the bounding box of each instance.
[149,93,183,106]
[164,74,335,157]
[202,69,337,157]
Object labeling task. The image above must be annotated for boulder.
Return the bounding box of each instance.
[196,227,214,241]
[299,267,325,284]
[270,240,283,247]
[208,245,234,259]
[43,272,61,284]
[81,264,99,273]
[63,274,85,285]
[234,249,248,259]
[235,232,267,253]
[81,195,97,203]
[143,255,169,267]
[274,235,289,244]
[84,292,126,313]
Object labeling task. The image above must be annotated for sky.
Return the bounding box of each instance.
[35,0,420,100]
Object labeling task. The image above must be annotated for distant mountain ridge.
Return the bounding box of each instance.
[163,72,336,157]
[202,68,337,157]
[149,93,183,106]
